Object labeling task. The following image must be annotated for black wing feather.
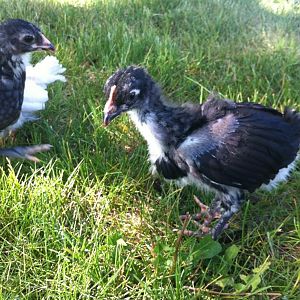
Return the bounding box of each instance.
[155,153,187,180]
[0,57,24,130]
[187,104,300,192]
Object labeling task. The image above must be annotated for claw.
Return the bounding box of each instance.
[178,196,223,238]
[180,196,210,222]
[177,193,243,239]
[174,229,205,238]
[193,195,209,213]
[180,213,203,221]
[0,144,52,161]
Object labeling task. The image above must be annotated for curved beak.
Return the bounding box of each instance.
[36,33,55,52]
[104,109,122,126]
[103,85,120,126]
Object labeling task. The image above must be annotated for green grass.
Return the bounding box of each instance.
[0,0,300,298]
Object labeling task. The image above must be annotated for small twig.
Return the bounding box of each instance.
[170,214,190,274]
[184,286,282,299]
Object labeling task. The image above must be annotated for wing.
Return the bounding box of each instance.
[155,153,188,179]
[177,105,299,192]
[0,58,25,130]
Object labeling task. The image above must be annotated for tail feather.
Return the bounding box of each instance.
[284,108,300,150]
[7,55,66,132]
[26,55,66,87]
[23,81,48,108]
[284,108,300,129]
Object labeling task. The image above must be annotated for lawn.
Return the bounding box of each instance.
[0,0,299,299]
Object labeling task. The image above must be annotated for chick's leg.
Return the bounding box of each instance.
[178,195,223,237]
[178,192,244,239]
[0,144,52,162]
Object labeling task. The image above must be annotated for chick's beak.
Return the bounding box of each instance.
[103,85,119,126]
[37,33,55,51]
[104,110,120,126]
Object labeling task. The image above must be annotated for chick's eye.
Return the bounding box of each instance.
[23,35,35,44]
[129,92,136,100]
[129,89,140,100]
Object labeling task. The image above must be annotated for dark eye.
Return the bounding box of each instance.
[23,35,35,44]
[129,92,136,100]
[129,89,140,100]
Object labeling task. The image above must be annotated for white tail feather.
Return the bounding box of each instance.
[25,56,66,87]
[7,55,66,132]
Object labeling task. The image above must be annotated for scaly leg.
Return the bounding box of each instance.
[178,195,223,237]
[0,144,52,162]
[177,192,244,239]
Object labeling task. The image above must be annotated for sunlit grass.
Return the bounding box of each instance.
[0,0,299,299]
[260,0,300,14]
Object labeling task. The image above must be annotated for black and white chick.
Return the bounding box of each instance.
[103,66,300,240]
[0,19,65,161]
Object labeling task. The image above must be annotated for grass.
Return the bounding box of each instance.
[0,0,300,298]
